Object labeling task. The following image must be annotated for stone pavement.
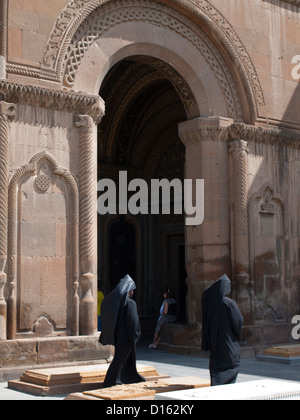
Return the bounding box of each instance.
[0,341,299,400]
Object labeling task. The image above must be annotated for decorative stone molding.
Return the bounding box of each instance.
[0,101,16,340]
[0,81,105,124]
[38,0,263,121]
[7,152,80,339]
[74,114,97,336]
[229,123,300,150]
[62,0,244,120]
[178,116,233,144]
[179,119,300,149]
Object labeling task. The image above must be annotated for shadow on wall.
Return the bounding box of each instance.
[246,51,300,331]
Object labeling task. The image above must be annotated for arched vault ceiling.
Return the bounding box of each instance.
[98,58,186,177]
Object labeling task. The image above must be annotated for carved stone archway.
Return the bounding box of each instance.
[9,0,265,124]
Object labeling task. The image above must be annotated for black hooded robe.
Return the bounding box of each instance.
[99,275,145,388]
[201,274,244,386]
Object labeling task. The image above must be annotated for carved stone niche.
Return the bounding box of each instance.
[248,184,288,324]
[8,152,79,338]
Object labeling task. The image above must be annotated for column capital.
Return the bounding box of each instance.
[178,116,233,145]
[229,139,249,154]
[74,113,94,129]
[0,101,16,121]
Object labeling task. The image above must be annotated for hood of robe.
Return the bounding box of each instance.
[201,274,231,352]
[99,275,136,346]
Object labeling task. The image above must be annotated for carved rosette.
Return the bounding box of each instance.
[0,101,16,340]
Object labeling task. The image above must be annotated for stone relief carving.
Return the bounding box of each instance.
[35,174,52,193]
[4,0,263,122]
[62,0,243,120]
[7,152,80,338]
[260,187,277,215]
[37,0,264,118]
[0,81,105,125]
[248,184,288,323]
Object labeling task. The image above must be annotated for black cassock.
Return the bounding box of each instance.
[201,274,244,386]
[99,275,145,388]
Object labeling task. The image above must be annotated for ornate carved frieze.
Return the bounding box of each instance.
[0,81,105,124]
[61,0,243,120]
[229,123,300,149]
[179,118,300,150]
[37,0,263,120]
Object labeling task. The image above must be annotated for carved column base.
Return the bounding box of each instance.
[0,273,6,340]
[235,273,251,324]
[79,273,95,336]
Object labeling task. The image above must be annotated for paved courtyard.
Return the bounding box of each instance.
[0,341,299,400]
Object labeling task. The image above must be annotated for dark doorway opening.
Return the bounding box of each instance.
[97,56,188,330]
[109,218,136,291]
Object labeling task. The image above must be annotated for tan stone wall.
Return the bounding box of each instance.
[214,0,300,128]
[6,0,300,128]
[8,0,69,67]
[1,0,299,345]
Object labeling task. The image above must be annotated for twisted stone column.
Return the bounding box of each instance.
[0,101,16,339]
[0,0,8,79]
[229,139,251,322]
[75,114,97,336]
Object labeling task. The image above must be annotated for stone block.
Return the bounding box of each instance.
[67,335,112,362]
[37,338,68,364]
[0,340,37,368]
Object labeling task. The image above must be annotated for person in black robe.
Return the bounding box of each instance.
[201,274,244,386]
[99,275,145,388]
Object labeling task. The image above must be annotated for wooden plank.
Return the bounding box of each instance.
[263,345,300,358]
[82,376,210,400]
[19,363,159,387]
[83,384,156,400]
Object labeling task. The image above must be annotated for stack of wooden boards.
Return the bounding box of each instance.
[8,363,211,400]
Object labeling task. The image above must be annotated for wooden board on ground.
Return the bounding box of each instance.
[19,363,159,386]
[65,376,211,400]
[263,345,300,358]
[8,363,166,397]
[83,384,156,400]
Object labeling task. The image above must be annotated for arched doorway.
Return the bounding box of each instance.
[98,56,188,329]
[56,0,262,336]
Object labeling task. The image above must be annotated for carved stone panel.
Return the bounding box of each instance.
[249,185,287,323]
[8,152,79,338]
[18,173,68,333]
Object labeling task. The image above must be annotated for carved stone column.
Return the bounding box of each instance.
[0,0,8,79]
[75,114,98,336]
[0,101,16,340]
[229,137,251,323]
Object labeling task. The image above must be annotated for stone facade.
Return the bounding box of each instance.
[0,0,299,359]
